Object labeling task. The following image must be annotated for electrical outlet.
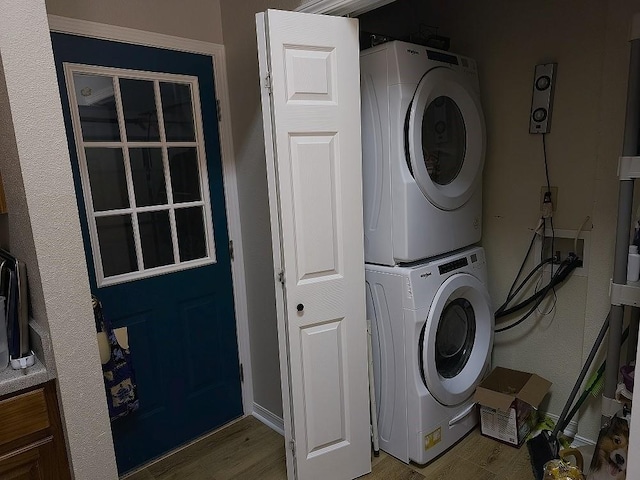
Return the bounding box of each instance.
[540,186,558,212]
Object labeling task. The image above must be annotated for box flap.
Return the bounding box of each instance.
[474,366,552,413]
[516,373,552,407]
[474,385,515,412]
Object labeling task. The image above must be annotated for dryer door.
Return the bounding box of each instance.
[420,273,493,406]
[406,67,485,211]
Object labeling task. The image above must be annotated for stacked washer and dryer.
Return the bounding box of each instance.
[361,41,494,465]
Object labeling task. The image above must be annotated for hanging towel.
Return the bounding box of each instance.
[93,296,140,421]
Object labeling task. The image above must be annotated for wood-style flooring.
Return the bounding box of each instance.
[123,416,536,480]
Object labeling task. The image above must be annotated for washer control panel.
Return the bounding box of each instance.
[438,257,469,275]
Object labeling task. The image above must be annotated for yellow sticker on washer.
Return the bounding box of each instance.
[424,427,442,451]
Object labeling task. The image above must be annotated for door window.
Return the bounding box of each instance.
[435,297,475,378]
[66,65,216,286]
[406,67,485,211]
[422,96,466,185]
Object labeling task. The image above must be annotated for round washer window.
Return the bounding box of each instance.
[422,96,467,185]
[435,298,476,379]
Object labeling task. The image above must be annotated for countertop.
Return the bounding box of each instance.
[0,319,55,397]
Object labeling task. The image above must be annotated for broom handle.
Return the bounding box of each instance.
[562,325,629,429]
[553,313,610,437]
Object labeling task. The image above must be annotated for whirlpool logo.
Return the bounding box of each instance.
[407,49,420,55]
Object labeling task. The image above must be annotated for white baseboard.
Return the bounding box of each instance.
[571,434,596,447]
[252,402,284,436]
[544,413,596,446]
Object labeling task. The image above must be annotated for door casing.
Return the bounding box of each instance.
[47,14,254,418]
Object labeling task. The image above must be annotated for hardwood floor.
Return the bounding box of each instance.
[123,416,536,480]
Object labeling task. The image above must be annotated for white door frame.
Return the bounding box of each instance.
[295,0,397,16]
[47,15,254,415]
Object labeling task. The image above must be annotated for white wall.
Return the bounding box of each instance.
[45,0,224,45]
[359,0,637,442]
[219,0,303,420]
[0,1,117,478]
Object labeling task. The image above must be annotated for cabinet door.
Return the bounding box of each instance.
[0,438,56,480]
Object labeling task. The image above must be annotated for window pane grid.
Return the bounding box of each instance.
[113,76,146,275]
[155,79,182,264]
[82,141,198,148]
[188,80,215,260]
[93,200,206,217]
[66,64,215,285]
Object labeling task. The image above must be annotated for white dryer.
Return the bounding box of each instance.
[361,41,486,266]
[365,246,493,465]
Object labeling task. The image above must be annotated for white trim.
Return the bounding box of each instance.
[544,412,596,447]
[571,434,596,448]
[294,0,396,16]
[256,12,296,479]
[64,64,217,287]
[49,15,254,415]
[48,15,222,56]
[99,259,217,287]
[252,403,285,436]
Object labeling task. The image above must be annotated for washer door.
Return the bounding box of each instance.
[407,67,485,211]
[420,273,493,406]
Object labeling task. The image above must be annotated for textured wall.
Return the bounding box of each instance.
[358,0,636,442]
[0,1,117,478]
[219,0,303,420]
[45,0,224,45]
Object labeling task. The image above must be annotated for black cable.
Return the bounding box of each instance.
[495,134,565,332]
[495,282,552,333]
[495,256,582,331]
[496,260,567,333]
[496,257,578,318]
[543,134,558,316]
[543,133,551,193]
[495,257,555,316]
[542,133,555,264]
[504,225,541,304]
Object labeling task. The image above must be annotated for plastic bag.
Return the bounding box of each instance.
[543,459,584,480]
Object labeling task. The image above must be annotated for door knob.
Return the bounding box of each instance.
[297,303,304,312]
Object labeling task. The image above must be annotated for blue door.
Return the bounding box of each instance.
[51,34,243,474]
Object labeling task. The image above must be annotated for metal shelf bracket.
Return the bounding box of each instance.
[617,156,640,180]
[610,279,640,307]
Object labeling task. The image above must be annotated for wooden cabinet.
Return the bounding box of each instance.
[0,382,70,479]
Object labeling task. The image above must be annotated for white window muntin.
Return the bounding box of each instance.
[63,63,217,287]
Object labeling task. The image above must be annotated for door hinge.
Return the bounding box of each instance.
[288,440,296,457]
[229,239,234,261]
[239,363,244,383]
[264,73,273,94]
[216,99,222,122]
[278,270,285,286]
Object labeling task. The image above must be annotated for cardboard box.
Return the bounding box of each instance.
[474,367,552,447]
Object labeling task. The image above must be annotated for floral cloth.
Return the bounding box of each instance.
[93,296,140,421]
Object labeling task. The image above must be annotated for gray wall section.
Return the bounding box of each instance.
[0,1,117,478]
[0,61,49,334]
[359,0,637,442]
[45,0,224,45]
[219,0,303,420]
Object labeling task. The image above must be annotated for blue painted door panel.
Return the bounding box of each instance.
[51,33,243,474]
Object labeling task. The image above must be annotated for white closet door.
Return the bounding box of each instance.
[256,9,370,480]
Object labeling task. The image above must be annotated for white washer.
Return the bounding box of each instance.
[361,41,486,266]
[365,246,493,465]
